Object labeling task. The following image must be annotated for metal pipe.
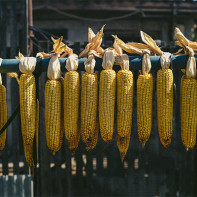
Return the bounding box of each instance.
[0,55,191,73]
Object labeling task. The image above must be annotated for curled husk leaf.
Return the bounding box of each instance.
[79,25,105,57]
[112,35,143,55]
[160,52,171,69]
[185,47,196,79]
[36,52,51,59]
[16,51,24,59]
[7,72,20,84]
[19,56,36,74]
[113,39,123,56]
[52,36,67,55]
[47,54,61,80]
[174,28,189,50]
[120,54,129,71]
[66,54,78,72]
[102,49,115,70]
[140,31,163,55]
[84,54,96,74]
[142,52,151,75]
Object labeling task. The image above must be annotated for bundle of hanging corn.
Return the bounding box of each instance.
[174,28,197,150]
[0,58,7,151]
[15,52,37,167]
[139,31,174,148]
[44,37,66,155]
[113,35,154,147]
[64,54,80,152]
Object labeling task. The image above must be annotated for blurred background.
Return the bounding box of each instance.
[0,1,197,197]
[1,0,197,58]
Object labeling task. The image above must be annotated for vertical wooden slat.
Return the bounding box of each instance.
[21,0,28,55]
[38,73,51,196]
[65,149,72,197]
[0,2,7,58]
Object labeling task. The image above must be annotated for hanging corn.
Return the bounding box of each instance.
[174,28,197,150]
[117,54,133,160]
[180,47,197,150]
[17,52,36,167]
[157,53,173,147]
[81,54,98,150]
[99,49,116,143]
[0,58,7,151]
[45,37,65,155]
[64,54,80,151]
[137,52,153,146]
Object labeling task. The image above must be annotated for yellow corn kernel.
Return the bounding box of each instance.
[0,84,7,151]
[99,69,116,143]
[19,73,36,145]
[181,76,197,150]
[81,72,98,145]
[137,74,153,146]
[157,69,173,147]
[64,71,80,141]
[117,70,133,137]
[45,79,62,154]
[117,132,131,162]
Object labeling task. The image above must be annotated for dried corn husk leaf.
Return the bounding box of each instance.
[66,54,78,72]
[52,36,67,55]
[113,38,123,56]
[47,54,61,80]
[88,50,103,59]
[84,54,96,74]
[142,53,151,75]
[7,72,20,84]
[140,31,163,55]
[88,27,96,43]
[160,52,171,69]
[36,52,51,59]
[186,47,196,78]
[120,54,129,71]
[16,51,24,59]
[174,28,189,50]
[19,56,37,74]
[79,25,105,57]
[127,42,151,50]
[112,35,143,55]
[102,48,115,70]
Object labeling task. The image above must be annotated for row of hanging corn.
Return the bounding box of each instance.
[0,26,196,167]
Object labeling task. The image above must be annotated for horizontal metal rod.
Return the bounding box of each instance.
[0,55,192,73]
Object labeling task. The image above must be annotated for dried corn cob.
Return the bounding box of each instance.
[0,58,7,151]
[45,37,66,154]
[99,49,116,143]
[64,54,80,150]
[137,53,153,146]
[180,48,197,150]
[116,54,133,160]
[117,54,133,137]
[17,53,36,167]
[157,53,173,147]
[81,55,98,150]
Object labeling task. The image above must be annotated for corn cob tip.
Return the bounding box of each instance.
[185,147,189,152]
[120,152,126,162]
[52,151,56,156]
[71,149,77,155]
[142,142,146,148]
